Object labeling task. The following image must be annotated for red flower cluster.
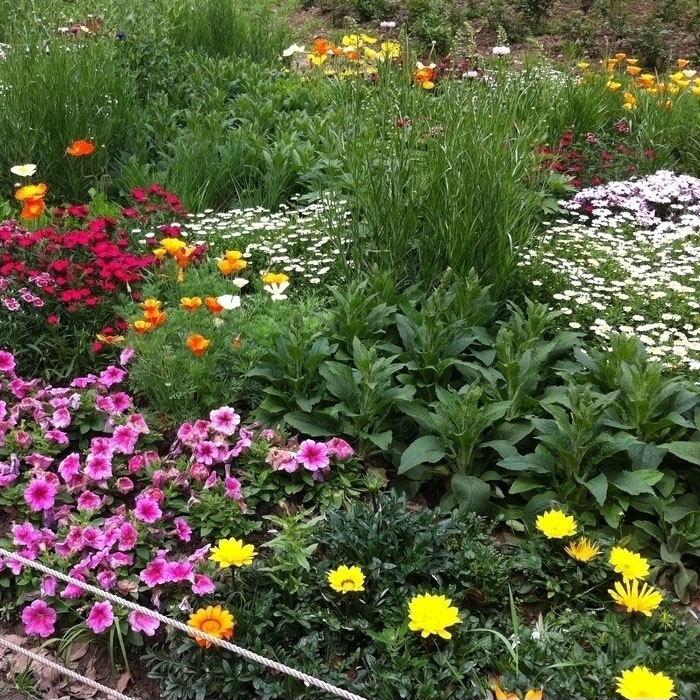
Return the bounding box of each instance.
[0,205,153,317]
[121,184,187,221]
[535,125,656,189]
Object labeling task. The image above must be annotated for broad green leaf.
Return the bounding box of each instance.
[398,435,446,474]
[452,474,490,513]
[609,470,656,496]
[662,440,700,466]
[584,473,608,507]
[285,411,339,437]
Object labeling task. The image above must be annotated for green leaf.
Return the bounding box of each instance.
[584,473,608,507]
[451,474,490,513]
[608,470,656,496]
[366,430,393,451]
[285,411,338,437]
[662,441,700,466]
[673,566,698,605]
[509,476,542,495]
[398,435,446,474]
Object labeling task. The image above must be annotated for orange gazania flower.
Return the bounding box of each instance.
[66,139,96,157]
[20,198,45,220]
[187,605,234,648]
[15,183,48,202]
[180,296,202,311]
[186,334,211,356]
[133,320,153,334]
[204,297,224,314]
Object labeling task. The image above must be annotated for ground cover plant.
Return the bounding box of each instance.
[1,0,700,699]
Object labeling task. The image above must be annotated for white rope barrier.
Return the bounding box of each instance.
[0,547,369,700]
[0,635,140,700]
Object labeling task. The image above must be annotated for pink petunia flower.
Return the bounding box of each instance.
[24,478,59,511]
[140,558,169,587]
[326,437,354,461]
[116,477,134,494]
[111,425,139,454]
[51,407,71,429]
[0,350,16,373]
[191,574,216,595]
[167,560,194,583]
[174,518,192,543]
[98,366,126,388]
[133,497,161,524]
[77,491,102,511]
[296,440,330,472]
[209,406,241,436]
[119,347,134,366]
[97,570,117,590]
[85,454,113,481]
[118,522,139,551]
[128,610,160,636]
[22,600,57,638]
[40,576,58,597]
[86,601,114,634]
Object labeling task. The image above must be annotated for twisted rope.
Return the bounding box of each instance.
[0,547,369,700]
[0,635,139,700]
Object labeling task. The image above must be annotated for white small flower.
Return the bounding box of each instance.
[282,43,306,57]
[492,46,511,56]
[380,21,396,28]
[217,294,241,310]
[10,163,37,177]
[213,318,224,328]
[231,278,249,289]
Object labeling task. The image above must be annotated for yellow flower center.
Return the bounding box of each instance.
[201,620,222,634]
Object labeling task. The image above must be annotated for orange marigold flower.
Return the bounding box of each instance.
[20,198,45,220]
[66,139,96,157]
[186,334,211,356]
[15,183,48,202]
[204,297,224,314]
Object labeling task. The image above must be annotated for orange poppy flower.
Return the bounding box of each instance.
[66,139,96,157]
[180,296,203,311]
[141,299,162,313]
[186,334,211,356]
[96,333,124,344]
[20,198,45,220]
[204,297,224,314]
[153,248,167,260]
[312,38,332,56]
[143,310,167,327]
[15,183,48,202]
[217,250,247,275]
[133,320,153,334]
[174,246,196,268]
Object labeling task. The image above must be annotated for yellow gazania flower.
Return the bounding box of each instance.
[209,538,257,568]
[159,237,186,255]
[607,80,622,92]
[180,296,202,311]
[407,593,460,639]
[626,66,641,76]
[677,58,690,69]
[609,579,663,617]
[609,546,650,581]
[261,271,289,285]
[615,666,676,700]
[187,605,235,648]
[565,537,601,562]
[327,565,365,594]
[535,509,577,539]
[378,41,401,61]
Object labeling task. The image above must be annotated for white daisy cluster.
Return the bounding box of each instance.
[134,197,351,286]
[0,43,8,60]
[522,171,700,372]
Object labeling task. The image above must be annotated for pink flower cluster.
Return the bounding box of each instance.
[0,350,356,642]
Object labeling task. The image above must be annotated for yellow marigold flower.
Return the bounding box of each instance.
[626,66,641,76]
[677,58,690,69]
[609,546,650,581]
[327,565,365,594]
[607,80,622,92]
[609,579,662,617]
[261,272,289,285]
[209,538,257,568]
[159,237,186,255]
[565,537,601,562]
[407,593,460,639]
[180,296,202,311]
[187,605,235,648]
[535,509,577,538]
[615,666,676,700]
